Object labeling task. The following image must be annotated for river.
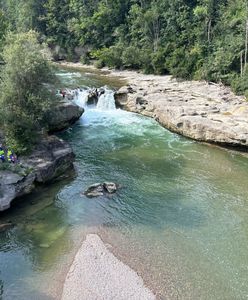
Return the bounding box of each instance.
[1,66,248,299]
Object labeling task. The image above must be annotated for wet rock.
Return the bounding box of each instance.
[103,182,117,194]
[88,89,99,105]
[84,183,104,198]
[84,182,118,198]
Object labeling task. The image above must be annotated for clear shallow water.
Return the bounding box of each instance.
[1,69,248,299]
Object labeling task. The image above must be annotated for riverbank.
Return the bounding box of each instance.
[59,61,248,150]
[0,99,84,211]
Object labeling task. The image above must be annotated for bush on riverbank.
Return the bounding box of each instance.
[0,31,55,154]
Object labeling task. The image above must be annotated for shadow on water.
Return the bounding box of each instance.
[0,175,77,299]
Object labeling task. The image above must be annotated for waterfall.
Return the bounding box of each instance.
[72,87,116,110]
[96,89,116,110]
[74,89,89,108]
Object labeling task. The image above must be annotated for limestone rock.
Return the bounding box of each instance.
[23,136,75,183]
[84,182,118,198]
[114,86,135,108]
[0,136,75,211]
[47,100,84,132]
[117,80,248,149]
[0,171,35,211]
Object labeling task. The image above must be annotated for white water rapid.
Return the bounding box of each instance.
[74,87,116,110]
[96,89,116,110]
[75,90,90,107]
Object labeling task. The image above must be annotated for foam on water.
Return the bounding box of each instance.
[96,89,116,110]
[74,90,90,108]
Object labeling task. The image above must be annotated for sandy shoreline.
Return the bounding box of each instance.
[62,234,156,300]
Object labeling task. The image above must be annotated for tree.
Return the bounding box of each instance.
[0,31,55,153]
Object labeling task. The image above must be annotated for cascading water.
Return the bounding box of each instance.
[73,86,116,110]
[74,89,89,108]
[96,89,116,110]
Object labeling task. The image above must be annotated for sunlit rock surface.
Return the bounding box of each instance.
[114,73,248,149]
[47,100,84,132]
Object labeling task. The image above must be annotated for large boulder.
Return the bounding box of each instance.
[47,100,84,132]
[114,86,135,109]
[0,136,75,211]
[0,171,35,211]
[23,136,75,183]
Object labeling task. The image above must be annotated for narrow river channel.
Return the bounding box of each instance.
[1,67,248,299]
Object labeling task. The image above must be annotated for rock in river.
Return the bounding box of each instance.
[0,99,83,212]
[47,100,84,132]
[103,182,117,194]
[84,182,118,198]
[84,183,104,198]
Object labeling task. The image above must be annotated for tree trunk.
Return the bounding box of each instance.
[244,20,248,72]
[207,19,212,44]
[241,50,244,77]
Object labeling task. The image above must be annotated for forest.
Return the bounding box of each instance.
[0,0,247,95]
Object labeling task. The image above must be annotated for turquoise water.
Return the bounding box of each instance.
[1,68,248,299]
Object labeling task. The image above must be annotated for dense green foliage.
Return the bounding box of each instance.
[0,31,55,153]
[0,0,247,96]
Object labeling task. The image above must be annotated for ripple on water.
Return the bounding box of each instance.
[1,69,248,299]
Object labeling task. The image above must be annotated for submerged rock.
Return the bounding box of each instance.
[39,243,50,249]
[84,182,118,198]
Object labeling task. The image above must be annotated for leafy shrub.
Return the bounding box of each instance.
[92,46,124,69]
[0,31,55,154]
[122,46,142,69]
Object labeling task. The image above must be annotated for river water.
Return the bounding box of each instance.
[1,67,248,299]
